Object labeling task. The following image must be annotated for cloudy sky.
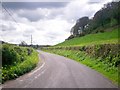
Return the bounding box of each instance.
[0,0,113,45]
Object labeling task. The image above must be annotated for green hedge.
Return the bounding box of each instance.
[2,44,39,83]
[43,44,120,67]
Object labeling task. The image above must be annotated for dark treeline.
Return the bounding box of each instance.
[67,1,120,40]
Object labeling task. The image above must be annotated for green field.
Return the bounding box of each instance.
[56,28,119,47]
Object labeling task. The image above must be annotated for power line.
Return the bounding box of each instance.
[2,4,20,28]
[1,2,22,30]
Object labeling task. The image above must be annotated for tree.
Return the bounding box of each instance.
[68,1,120,40]
[71,16,89,36]
[78,16,89,30]
[19,41,27,46]
[93,1,120,28]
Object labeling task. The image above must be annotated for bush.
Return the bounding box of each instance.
[2,44,20,67]
[1,44,39,83]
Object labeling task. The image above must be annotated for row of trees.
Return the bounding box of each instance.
[67,1,120,40]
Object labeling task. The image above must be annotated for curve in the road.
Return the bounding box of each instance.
[2,50,117,88]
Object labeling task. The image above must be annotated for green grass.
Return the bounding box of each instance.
[2,44,39,83]
[56,28,119,47]
[43,49,118,85]
[42,27,119,86]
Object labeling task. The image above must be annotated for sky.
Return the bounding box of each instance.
[0,0,113,45]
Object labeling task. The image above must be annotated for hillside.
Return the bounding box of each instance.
[43,26,120,85]
[41,1,120,85]
[56,27,119,47]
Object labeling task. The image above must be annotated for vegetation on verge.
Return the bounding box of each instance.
[42,15,119,86]
[42,28,119,85]
[1,44,39,83]
[43,48,119,85]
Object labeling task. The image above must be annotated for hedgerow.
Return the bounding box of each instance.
[2,44,39,83]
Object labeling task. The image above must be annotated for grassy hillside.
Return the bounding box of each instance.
[42,27,120,85]
[56,28,119,47]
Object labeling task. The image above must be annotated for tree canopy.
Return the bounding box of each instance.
[68,1,119,40]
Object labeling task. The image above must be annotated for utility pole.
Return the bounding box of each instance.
[31,35,32,46]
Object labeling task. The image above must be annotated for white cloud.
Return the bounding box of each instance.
[1,0,113,45]
[30,18,73,45]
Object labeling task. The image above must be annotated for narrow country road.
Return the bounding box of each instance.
[2,50,117,88]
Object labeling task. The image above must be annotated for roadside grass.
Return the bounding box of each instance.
[56,28,119,47]
[43,49,118,85]
[2,44,39,83]
[42,26,119,86]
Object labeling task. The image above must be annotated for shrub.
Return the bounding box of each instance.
[1,44,39,83]
[2,44,20,67]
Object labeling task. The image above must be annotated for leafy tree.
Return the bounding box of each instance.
[71,16,89,36]
[68,1,120,39]
[19,41,27,46]
[77,16,89,30]
[93,1,119,29]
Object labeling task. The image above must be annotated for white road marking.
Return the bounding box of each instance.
[34,69,46,79]
[24,69,46,88]
[19,80,23,82]
[0,85,2,90]
[16,62,45,82]
[16,53,46,83]
[28,62,45,76]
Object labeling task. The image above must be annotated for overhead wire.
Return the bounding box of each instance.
[1,2,22,30]
[1,2,32,44]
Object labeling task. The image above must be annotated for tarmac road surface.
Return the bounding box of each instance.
[2,50,117,88]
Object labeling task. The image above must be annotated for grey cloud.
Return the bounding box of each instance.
[44,32,61,40]
[88,0,112,4]
[2,2,68,10]
[24,29,34,34]
[17,7,64,22]
[3,2,67,22]
[47,9,64,19]
[23,29,34,38]
[18,11,44,22]
[1,0,108,45]
[1,24,16,31]
[47,35,55,39]
[88,0,103,3]
[23,34,30,37]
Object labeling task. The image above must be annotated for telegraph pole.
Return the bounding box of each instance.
[31,35,32,46]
